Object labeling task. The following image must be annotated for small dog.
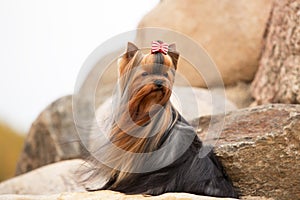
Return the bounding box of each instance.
[83,41,238,198]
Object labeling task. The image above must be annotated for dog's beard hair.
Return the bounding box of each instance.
[106,81,174,185]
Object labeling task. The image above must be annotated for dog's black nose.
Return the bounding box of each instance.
[154,79,164,88]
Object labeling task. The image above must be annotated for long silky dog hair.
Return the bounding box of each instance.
[81,41,238,198]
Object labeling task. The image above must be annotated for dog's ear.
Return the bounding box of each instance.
[126,42,139,59]
[118,42,141,76]
[168,43,179,69]
[168,43,176,52]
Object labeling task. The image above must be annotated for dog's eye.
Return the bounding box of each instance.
[163,73,168,78]
[142,72,148,76]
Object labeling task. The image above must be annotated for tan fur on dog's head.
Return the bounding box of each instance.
[117,42,179,123]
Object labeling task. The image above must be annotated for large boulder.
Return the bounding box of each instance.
[138,0,273,87]
[15,96,86,175]
[197,104,300,199]
[251,0,300,105]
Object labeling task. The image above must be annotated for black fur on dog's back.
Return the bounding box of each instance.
[100,109,238,198]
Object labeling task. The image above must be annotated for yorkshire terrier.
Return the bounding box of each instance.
[82,41,238,198]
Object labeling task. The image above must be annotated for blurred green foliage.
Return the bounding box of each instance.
[0,123,24,182]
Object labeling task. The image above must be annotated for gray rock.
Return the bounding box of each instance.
[15,96,86,176]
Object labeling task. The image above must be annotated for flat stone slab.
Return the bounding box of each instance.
[0,190,238,200]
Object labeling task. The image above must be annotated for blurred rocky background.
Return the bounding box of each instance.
[1,0,300,199]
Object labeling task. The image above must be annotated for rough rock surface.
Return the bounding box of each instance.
[138,0,273,87]
[196,104,300,200]
[15,96,86,175]
[251,0,300,105]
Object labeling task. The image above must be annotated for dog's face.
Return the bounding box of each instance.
[118,42,179,121]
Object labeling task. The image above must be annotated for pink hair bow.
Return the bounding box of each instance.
[151,41,169,55]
